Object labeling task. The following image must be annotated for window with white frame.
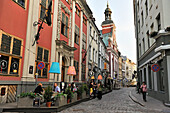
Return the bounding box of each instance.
[61,12,69,37]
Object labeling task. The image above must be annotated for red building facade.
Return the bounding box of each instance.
[0,0,92,103]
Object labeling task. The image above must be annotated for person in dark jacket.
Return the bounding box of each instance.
[34,83,44,95]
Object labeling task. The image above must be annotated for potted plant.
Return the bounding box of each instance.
[77,86,84,100]
[65,87,73,103]
[54,92,67,106]
[17,92,40,107]
[44,86,53,107]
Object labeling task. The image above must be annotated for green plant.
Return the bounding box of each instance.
[77,86,84,96]
[17,92,38,98]
[65,87,74,99]
[44,86,53,102]
[83,84,88,92]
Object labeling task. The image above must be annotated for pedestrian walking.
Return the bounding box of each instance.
[136,82,140,94]
[89,81,93,98]
[140,82,147,102]
[93,82,97,98]
[97,81,102,100]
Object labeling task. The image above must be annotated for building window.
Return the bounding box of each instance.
[1,88,6,96]
[83,16,87,25]
[148,66,152,89]
[145,1,148,17]
[93,48,95,62]
[73,60,79,81]
[75,6,80,16]
[146,31,150,48]
[156,13,161,31]
[90,26,92,36]
[93,31,95,40]
[95,51,97,63]
[142,38,145,53]
[61,12,69,37]
[35,47,49,78]
[138,20,140,33]
[139,44,141,57]
[0,32,22,76]
[40,0,52,21]
[141,11,144,26]
[74,25,79,44]
[82,33,86,50]
[158,60,165,91]
[13,0,26,8]
[89,46,91,60]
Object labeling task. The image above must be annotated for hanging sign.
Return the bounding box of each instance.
[151,64,160,72]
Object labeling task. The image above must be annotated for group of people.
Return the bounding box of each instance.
[33,82,78,95]
[33,82,61,95]
[89,80,103,100]
[137,81,147,102]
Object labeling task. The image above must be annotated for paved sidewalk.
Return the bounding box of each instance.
[130,88,170,112]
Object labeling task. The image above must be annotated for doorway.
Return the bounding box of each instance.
[61,57,65,82]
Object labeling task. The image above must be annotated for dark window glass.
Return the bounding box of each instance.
[37,47,43,61]
[10,58,19,74]
[61,23,65,35]
[42,64,48,77]
[44,49,49,62]
[0,55,9,74]
[1,34,11,53]
[1,88,6,96]
[18,0,25,7]
[40,0,47,19]
[12,38,21,56]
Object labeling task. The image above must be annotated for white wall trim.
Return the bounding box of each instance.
[155,44,170,52]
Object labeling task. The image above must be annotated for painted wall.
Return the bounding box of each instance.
[0,0,29,81]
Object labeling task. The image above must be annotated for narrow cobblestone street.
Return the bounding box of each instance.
[59,87,169,113]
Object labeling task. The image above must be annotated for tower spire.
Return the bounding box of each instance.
[107,0,109,8]
[104,1,112,20]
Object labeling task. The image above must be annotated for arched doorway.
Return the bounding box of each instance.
[61,57,65,82]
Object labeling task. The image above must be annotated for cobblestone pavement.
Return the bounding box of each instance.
[59,87,170,113]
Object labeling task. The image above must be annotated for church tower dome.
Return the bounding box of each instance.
[104,1,112,20]
[102,1,114,26]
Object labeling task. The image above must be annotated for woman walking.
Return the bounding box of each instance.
[97,82,102,100]
[89,81,93,99]
[140,82,147,102]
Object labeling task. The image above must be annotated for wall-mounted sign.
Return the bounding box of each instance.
[37,62,45,70]
[29,65,33,74]
[151,64,160,72]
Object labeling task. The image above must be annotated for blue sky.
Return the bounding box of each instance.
[86,0,136,62]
